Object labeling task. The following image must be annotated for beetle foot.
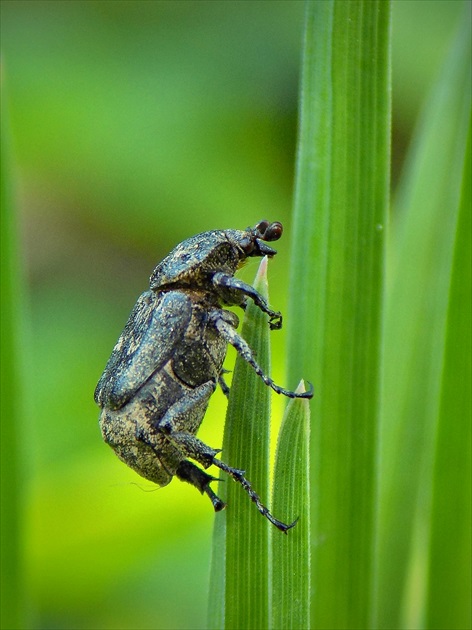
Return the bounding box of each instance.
[268,312,282,330]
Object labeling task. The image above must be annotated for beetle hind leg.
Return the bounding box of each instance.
[211,457,297,533]
[162,419,296,531]
[176,459,226,512]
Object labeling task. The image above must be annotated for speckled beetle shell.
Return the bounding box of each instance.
[95,220,312,533]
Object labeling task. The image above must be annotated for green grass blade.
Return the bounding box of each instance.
[287,2,391,628]
[207,511,225,630]
[375,16,471,629]
[272,383,311,630]
[0,73,26,630]
[208,258,273,630]
[425,116,471,630]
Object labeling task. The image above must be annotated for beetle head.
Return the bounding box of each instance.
[149,221,283,291]
[235,220,283,259]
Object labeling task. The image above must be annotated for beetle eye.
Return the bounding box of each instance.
[254,220,270,238]
[240,237,255,254]
[260,221,283,242]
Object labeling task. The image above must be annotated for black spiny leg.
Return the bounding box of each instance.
[211,312,314,400]
[218,369,231,398]
[176,460,226,512]
[211,457,298,534]
[169,434,295,532]
[212,272,282,330]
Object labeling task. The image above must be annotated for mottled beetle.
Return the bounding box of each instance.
[95,220,312,532]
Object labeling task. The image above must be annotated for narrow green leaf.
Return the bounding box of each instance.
[425,116,471,630]
[207,503,226,630]
[375,16,471,629]
[208,258,273,630]
[272,382,311,630]
[287,2,391,628]
[0,72,26,630]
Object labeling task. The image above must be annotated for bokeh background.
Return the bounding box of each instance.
[1,1,465,628]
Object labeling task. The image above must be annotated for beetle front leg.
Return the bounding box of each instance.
[212,272,282,330]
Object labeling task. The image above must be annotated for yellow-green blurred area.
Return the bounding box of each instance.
[0,1,464,628]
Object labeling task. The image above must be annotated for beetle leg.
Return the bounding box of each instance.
[156,381,223,466]
[158,379,216,430]
[164,431,222,467]
[218,372,231,398]
[211,313,314,399]
[210,457,298,533]
[212,272,282,330]
[167,430,296,532]
[176,460,226,512]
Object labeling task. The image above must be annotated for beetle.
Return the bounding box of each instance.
[95,220,312,532]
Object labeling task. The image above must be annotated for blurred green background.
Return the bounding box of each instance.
[0,1,465,628]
